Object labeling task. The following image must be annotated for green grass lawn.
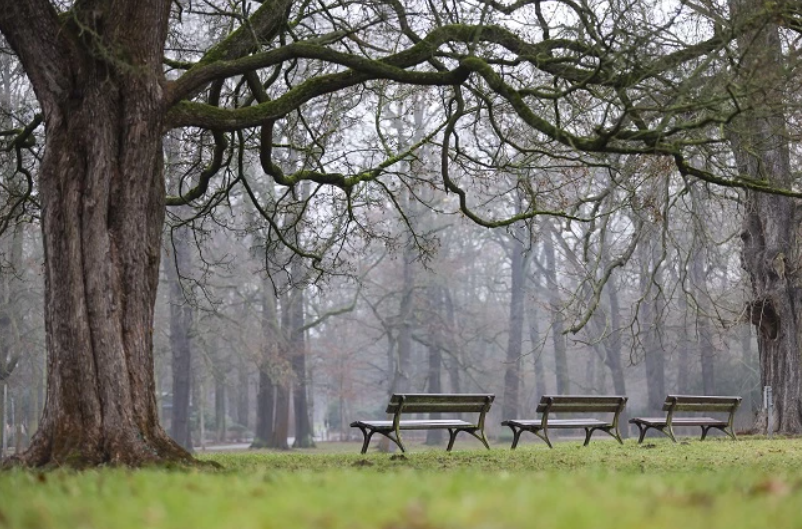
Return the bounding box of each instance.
[2,437,802,529]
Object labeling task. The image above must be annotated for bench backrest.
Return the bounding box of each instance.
[536,395,627,414]
[663,395,741,426]
[386,393,495,415]
[536,395,627,428]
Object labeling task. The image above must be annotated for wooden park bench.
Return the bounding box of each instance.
[501,395,627,449]
[629,395,742,443]
[350,393,494,454]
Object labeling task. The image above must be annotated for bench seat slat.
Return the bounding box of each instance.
[503,419,611,428]
[351,419,477,430]
[630,417,728,427]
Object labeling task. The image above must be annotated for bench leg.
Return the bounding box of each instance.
[664,425,677,443]
[583,427,594,447]
[534,429,553,449]
[725,426,737,441]
[447,429,459,451]
[460,429,491,451]
[635,423,648,444]
[357,427,374,454]
[636,423,676,443]
[475,429,491,450]
[611,425,624,445]
[387,430,407,453]
[700,426,711,441]
[509,426,523,450]
[704,425,737,441]
[585,427,623,446]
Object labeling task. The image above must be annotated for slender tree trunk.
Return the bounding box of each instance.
[214,373,226,443]
[0,383,5,458]
[640,241,666,412]
[252,275,278,448]
[444,288,462,394]
[503,228,527,419]
[729,0,802,433]
[425,287,444,444]
[604,285,627,396]
[270,294,291,450]
[237,362,249,431]
[677,290,692,394]
[253,371,275,447]
[396,228,414,395]
[738,324,757,415]
[291,286,315,448]
[689,186,715,394]
[543,227,569,394]
[271,382,290,449]
[526,294,547,399]
[165,225,193,451]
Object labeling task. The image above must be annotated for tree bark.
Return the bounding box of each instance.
[729,0,802,433]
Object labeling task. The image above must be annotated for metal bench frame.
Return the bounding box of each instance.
[350,393,494,454]
[629,395,742,443]
[502,395,627,449]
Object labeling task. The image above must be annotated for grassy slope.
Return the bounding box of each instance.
[2,437,802,529]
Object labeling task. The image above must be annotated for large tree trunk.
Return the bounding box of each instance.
[729,0,802,434]
[0,0,189,468]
